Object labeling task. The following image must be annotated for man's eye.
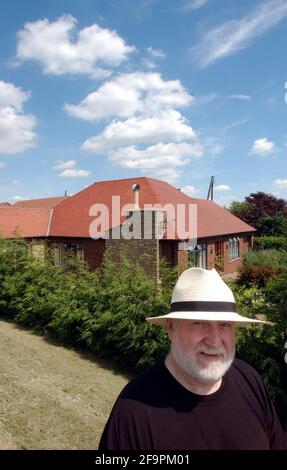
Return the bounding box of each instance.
[221,322,232,328]
[192,321,206,327]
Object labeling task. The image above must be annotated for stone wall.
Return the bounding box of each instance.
[105,208,165,279]
[30,240,45,262]
[106,237,159,278]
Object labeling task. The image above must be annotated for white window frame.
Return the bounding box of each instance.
[228,237,240,260]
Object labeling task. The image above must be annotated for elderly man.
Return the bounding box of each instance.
[99,267,286,450]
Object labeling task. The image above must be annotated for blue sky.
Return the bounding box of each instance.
[0,0,287,206]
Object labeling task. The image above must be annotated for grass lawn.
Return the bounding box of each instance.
[0,319,129,449]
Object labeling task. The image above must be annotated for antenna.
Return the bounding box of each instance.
[207,176,214,200]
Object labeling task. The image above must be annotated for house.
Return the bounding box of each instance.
[0,177,255,276]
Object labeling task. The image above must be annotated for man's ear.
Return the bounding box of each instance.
[166,319,175,341]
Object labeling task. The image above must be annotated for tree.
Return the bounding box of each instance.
[256,215,287,237]
[228,192,287,236]
[228,201,252,221]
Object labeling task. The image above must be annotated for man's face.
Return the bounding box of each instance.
[167,319,236,385]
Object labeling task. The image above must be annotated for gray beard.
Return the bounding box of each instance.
[171,337,235,385]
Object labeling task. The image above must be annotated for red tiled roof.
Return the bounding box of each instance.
[0,207,51,238]
[14,196,69,209]
[50,177,255,239]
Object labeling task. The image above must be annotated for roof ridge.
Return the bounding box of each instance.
[0,206,51,211]
[15,195,65,200]
[46,208,54,237]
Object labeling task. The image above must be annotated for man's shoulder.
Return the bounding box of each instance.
[232,358,260,375]
[230,358,264,389]
[119,360,166,401]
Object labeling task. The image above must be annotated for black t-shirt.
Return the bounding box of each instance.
[99,359,286,450]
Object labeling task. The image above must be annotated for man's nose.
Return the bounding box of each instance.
[203,323,222,347]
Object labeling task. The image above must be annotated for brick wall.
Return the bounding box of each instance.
[84,239,105,269]
[175,233,253,275]
[48,237,105,269]
[206,241,216,270]
[46,231,253,277]
[223,235,252,274]
[203,234,253,274]
[177,249,189,273]
[159,241,178,267]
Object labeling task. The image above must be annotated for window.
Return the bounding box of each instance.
[54,242,84,267]
[188,243,207,269]
[228,237,240,260]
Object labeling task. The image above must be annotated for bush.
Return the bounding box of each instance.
[78,255,171,370]
[254,236,287,252]
[239,249,287,287]
[231,280,287,429]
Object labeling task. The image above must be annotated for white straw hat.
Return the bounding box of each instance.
[146,267,270,326]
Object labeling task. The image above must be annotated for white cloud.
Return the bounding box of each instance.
[147,47,166,59]
[108,142,202,183]
[216,194,235,206]
[192,93,217,107]
[250,137,275,156]
[73,71,200,181]
[214,184,231,192]
[0,161,7,169]
[154,168,182,183]
[63,59,199,182]
[82,110,196,154]
[191,0,287,68]
[180,185,199,196]
[53,159,76,170]
[52,159,89,177]
[0,81,37,154]
[0,81,31,110]
[228,94,251,101]
[15,14,135,78]
[110,142,202,167]
[59,169,90,178]
[142,47,166,69]
[274,178,287,189]
[180,0,208,11]
[65,72,193,121]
